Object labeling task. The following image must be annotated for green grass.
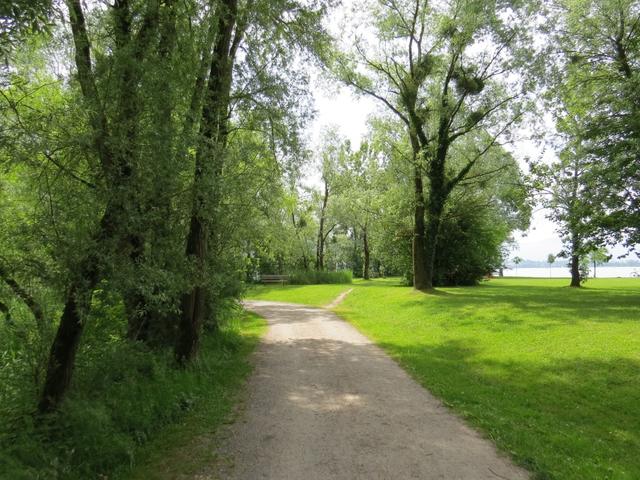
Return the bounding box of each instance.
[247,277,640,480]
[246,283,352,307]
[120,311,267,479]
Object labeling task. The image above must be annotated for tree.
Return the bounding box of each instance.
[335,0,533,289]
[331,137,386,280]
[545,0,640,255]
[547,253,556,278]
[175,0,244,364]
[175,0,331,362]
[512,256,523,274]
[38,0,183,412]
[332,115,530,286]
[313,129,348,271]
[589,247,610,278]
[532,137,598,288]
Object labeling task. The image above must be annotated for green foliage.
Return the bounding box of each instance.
[288,270,353,285]
[543,0,640,254]
[0,0,52,61]
[0,310,265,479]
[433,206,508,286]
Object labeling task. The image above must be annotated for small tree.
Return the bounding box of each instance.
[547,253,556,278]
[589,247,610,279]
[512,256,523,275]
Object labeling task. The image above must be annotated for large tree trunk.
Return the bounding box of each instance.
[412,163,429,290]
[175,0,240,364]
[422,150,447,291]
[175,216,208,363]
[570,254,581,287]
[362,226,370,280]
[38,280,94,412]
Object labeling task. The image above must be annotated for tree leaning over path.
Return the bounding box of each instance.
[175,0,332,362]
[175,0,242,364]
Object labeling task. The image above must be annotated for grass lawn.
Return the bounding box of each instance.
[246,277,640,480]
[246,283,352,307]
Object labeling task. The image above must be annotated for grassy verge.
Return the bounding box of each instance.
[121,311,266,479]
[248,277,640,480]
[0,310,266,480]
[246,283,352,307]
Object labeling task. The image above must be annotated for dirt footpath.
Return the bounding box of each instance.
[214,300,529,479]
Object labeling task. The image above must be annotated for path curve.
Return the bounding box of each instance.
[215,300,528,479]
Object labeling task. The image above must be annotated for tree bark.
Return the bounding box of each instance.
[176,0,240,364]
[362,226,370,280]
[316,180,329,271]
[39,278,94,412]
[570,254,581,287]
[411,148,429,290]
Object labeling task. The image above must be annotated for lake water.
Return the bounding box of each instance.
[501,266,639,278]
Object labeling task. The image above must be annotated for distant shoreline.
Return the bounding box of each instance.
[500,266,639,278]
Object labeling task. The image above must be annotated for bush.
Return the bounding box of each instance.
[0,307,263,480]
[287,270,353,285]
[432,208,506,286]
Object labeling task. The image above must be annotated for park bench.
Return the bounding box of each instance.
[260,274,289,285]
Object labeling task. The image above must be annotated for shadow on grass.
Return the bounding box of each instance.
[395,282,640,327]
[377,338,640,479]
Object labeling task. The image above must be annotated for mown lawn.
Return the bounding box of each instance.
[246,277,640,480]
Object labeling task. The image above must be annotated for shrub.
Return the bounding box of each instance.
[0,307,263,480]
[287,270,353,285]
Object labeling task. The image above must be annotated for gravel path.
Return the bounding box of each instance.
[214,300,529,479]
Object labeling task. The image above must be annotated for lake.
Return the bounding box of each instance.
[501,266,639,278]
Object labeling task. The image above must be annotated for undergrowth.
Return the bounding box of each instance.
[287,270,353,285]
[0,300,264,480]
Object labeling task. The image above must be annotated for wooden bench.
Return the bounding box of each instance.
[260,274,289,285]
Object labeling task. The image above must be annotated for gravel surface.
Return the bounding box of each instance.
[214,300,529,480]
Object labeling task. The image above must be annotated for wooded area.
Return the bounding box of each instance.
[0,0,638,477]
